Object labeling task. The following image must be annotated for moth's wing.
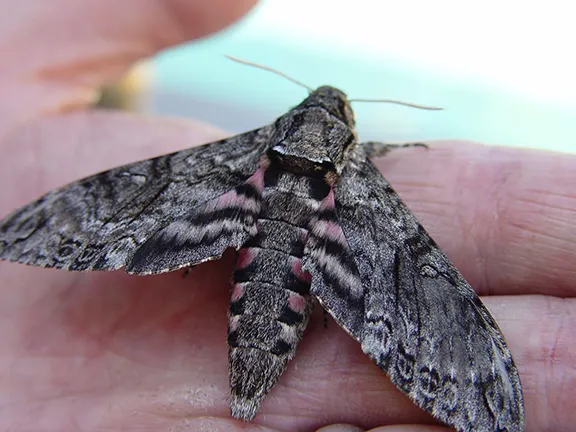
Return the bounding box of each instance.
[0,126,272,272]
[304,149,524,432]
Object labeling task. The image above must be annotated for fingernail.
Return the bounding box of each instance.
[315,424,365,432]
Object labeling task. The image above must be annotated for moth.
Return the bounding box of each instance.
[0,61,524,431]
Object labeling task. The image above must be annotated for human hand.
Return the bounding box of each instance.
[1,1,575,431]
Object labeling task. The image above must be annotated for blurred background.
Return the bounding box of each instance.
[99,0,576,152]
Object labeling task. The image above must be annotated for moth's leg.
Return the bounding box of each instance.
[181,267,193,278]
[361,141,429,158]
[323,309,329,328]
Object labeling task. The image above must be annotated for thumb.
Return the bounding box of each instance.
[0,0,257,136]
[0,0,257,211]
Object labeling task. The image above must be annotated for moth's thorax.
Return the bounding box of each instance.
[268,86,358,176]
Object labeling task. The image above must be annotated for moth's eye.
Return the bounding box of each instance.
[332,100,353,124]
[343,104,354,123]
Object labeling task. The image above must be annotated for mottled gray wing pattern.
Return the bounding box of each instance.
[305,147,524,432]
[0,126,272,272]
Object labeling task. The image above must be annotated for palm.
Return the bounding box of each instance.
[1,259,229,428]
[0,251,437,430]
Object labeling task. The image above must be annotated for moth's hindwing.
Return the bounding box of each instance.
[127,169,265,274]
[0,126,272,272]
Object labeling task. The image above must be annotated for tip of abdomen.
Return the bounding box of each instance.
[228,345,292,421]
[230,394,261,421]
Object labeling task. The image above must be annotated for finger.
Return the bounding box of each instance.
[255,295,573,432]
[316,425,366,432]
[3,128,573,300]
[374,141,576,297]
[0,0,257,135]
[317,425,451,432]
[3,133,574,301]
[482,296,576,432]
[0,111,227,212]
[366,427,451,432]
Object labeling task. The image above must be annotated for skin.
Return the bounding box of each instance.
[0,1,575,431]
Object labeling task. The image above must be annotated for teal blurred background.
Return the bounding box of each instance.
[145,1,575,152]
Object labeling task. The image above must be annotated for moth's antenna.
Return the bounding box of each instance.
[226,55,313,92]
[349,98,443,110]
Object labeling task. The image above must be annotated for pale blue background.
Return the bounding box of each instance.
[148,1,576,153]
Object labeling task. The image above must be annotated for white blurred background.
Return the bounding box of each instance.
[135,0,575,152]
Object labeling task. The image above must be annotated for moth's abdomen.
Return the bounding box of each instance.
[227,167,325,420]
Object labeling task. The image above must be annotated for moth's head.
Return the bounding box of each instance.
[268,86,358,178]
[296,86,356,127]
